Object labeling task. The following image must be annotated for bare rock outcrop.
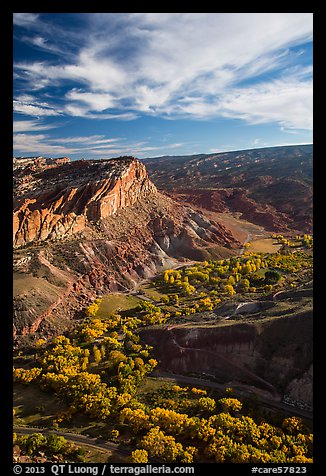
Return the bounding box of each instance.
[140,307,313,404]
[13,156,240,341]
[13,157,156,247]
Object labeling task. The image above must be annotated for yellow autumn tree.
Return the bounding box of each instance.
[140,426,184,462]
[130,449,149,463]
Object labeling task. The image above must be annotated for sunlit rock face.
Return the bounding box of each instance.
[13,156,240,341]
[13,157,156,247]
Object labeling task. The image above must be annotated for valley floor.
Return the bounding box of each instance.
[13,233,313,463]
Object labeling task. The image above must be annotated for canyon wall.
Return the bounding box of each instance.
[13,156,240,341]
[144,145,313,233]
[13,157,156,247]
[140,310,313,405]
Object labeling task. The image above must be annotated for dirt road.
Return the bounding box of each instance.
[14,426,131,456]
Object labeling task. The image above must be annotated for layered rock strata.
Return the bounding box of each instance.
[14,157,155,247]
[140,308,313,405]
[13,156,240,341]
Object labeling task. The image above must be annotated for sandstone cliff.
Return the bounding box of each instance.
[13,156,240,341]
[13,157,156,247]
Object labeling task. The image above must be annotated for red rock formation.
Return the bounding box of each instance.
[167,188,295,232]
[144,145,313,234]
[13,156,241,341]
[13,157,156,247]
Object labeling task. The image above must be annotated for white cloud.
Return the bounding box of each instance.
[20,34,73,58]
[13,129,171,159]
[64,103,138,120]
[280,126,300,135]
[13,119,59,132]
[13,13,39,26]
[14,13,313,129]
[50,135,120,145]
[216,78,313,130]
[66,89,116,112]
[14,94,36,103]
[252,138,268,147]
[13,101,62,117]
[88,145,160,156]
[13,94,63,117]
[168,143,185,149]
[13,130,154,158]
[13,133,78,156]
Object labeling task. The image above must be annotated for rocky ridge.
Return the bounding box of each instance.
[13,156,240,341]
[13,157,156,247]
[144,145,313,233]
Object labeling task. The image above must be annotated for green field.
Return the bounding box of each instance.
[96,293,142,317]
[14,383,69,427]
[138,282,167,301]
[248,238,282,253]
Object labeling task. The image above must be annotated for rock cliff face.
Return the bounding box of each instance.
[140,308,313,405]
[168,188,291,232]
[13,157,156,247]
[13,156,240,341]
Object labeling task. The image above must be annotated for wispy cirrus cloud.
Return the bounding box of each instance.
[14,13,313,130]
[20,34,76,58]
[171,75,312,130]
[14,133,120,151]
[13,101,62,117]
[13,94,63,117]
[215,78,313,130]
[64,103,138,120]
[13,129,190,159]
[13,133,77,156]
[13,13,40,27]
[13,119,60,132]
[13,131,161,158]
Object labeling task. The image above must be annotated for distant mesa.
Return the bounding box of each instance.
[143,144,313,234]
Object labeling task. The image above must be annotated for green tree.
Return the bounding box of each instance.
[19,433,46,455]
[240,278,250,292]
[140,426,184,462]
[227,275,236,286]
[198,397,216,412]
[224,284,236,296]
[264,270,282,284]
[46,434,69,454]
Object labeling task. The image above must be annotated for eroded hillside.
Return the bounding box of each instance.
[13,156,240,341]
[140,290,313,406]
[144,145,313,233]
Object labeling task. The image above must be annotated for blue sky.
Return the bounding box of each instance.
[13,13,313,159]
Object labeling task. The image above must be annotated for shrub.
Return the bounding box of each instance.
[264,270,282,285]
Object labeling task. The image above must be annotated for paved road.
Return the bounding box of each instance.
[14,426,131,456]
